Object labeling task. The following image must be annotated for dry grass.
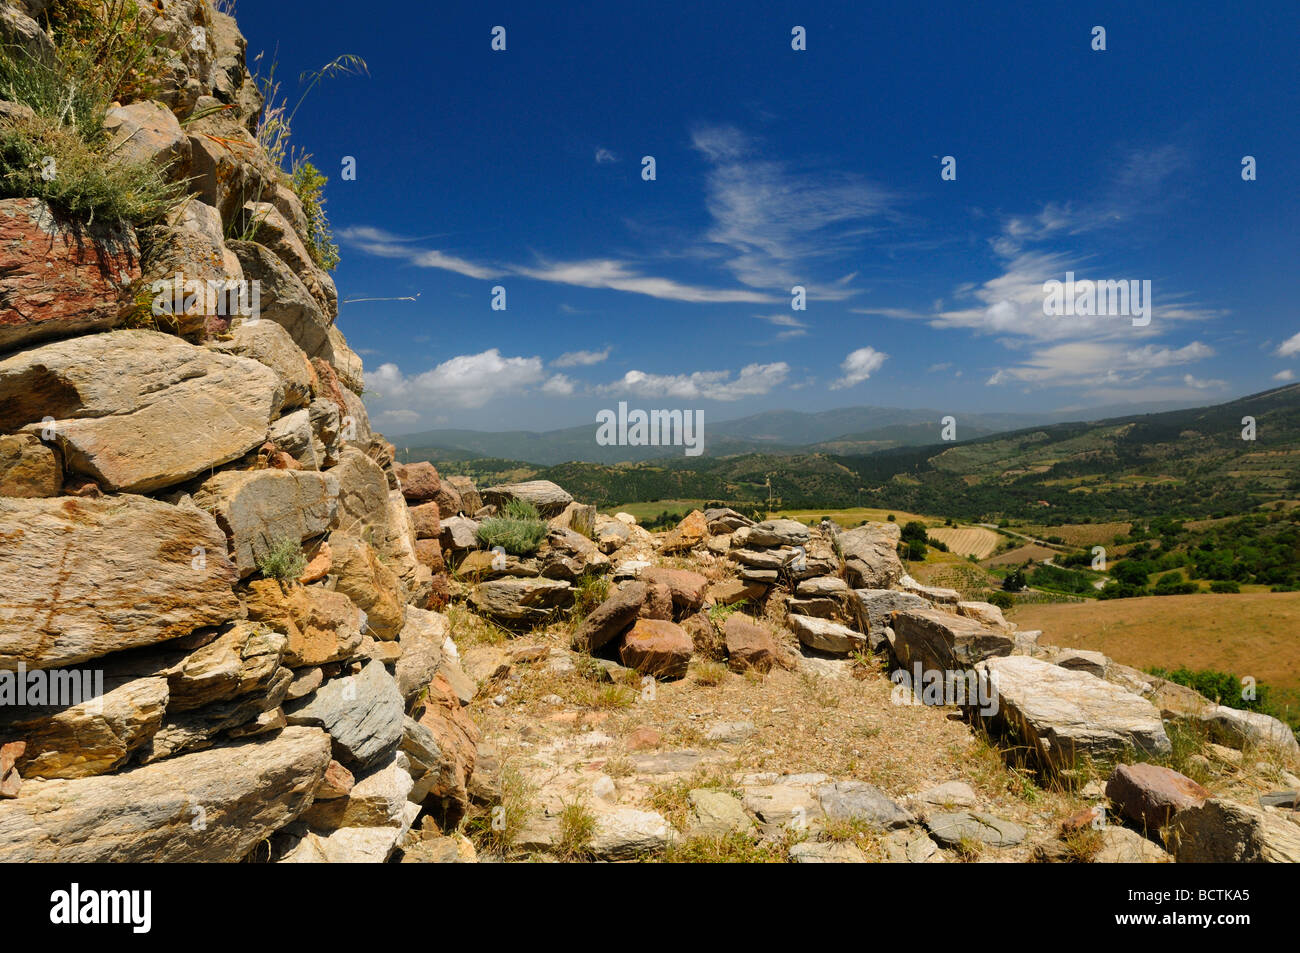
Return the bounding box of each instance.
[927,526,1000,559]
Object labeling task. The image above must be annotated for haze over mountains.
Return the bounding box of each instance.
[393,399,1201,465]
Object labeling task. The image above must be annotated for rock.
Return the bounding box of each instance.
[1,330,282,493]
[638,567,709,612]
[103,100,190,178]
[549,501,596,537]
[705,720,755,744]
[817,781,913,829]
[481,480,573,517]
[239,202,336,318]
[313,760,356,801]
[891,608,1015,673]
[796,576,850,597]
[298,542,331,584]
[639,583,674,621]
[0,742,23,798]
[440,516,480,552]
[445,476,482,514]
[836,522,903,589]
[789,840,868,863]
[1092,825,1171,863]
[1168,798,1300,863]
[926,811,1026,848]
[431,482,464,519]
[660,509,709,553]
[881,828,945,862]
[1201,705,1300,759]
[191,469,337,577]
[975,656,1172,769]
[301,751,414,830]
[851,589,929,651]
[743,785,823,834]
[286,662,404,769]
[0,496,239,669]
[0,726,331,862]
[242,580,363,668]
[911,781,979,811]
[407,674,480,811]
[163,621,287,711]
[590,808,672,860]
[1046,647,1109,679]
[394,606,447,703]
[1105,763,1210,831]
[619,619,693,679]
[228,241,338,367]
[0,434,60,497]
[788,615,865,656]
[210,320,316,412]
[469,578,573,627]
[396,462,441,503]
[279,823,407,864]
[2,675,168,780]
[400,832,478,864]
[956,601,1009,628]
[414,538,445,574]
[0,199,140,353]
[329,535,407,640]
[704,507,753,533]
[746,519,809,547]
[723,615,788,673]
[139,665,293,763]
[626,727,663,751]
[899,574,961,604]
[461,645,511,689]
[408,502,442,540]
[707,577,767,607]
[285,667,323,702]
[594,517,631,554]
[688,789,755,837]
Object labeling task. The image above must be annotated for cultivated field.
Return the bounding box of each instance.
[770,506,935,528]
[1013,522,1132,548]
[927,526,1000,559]
[1009,592,1300,713]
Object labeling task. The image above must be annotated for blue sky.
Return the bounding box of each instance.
[236,0,1300,434]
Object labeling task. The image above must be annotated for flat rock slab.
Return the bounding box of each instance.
[571,581,646,653]
[976,656,1171,769]
[0,330,281,492]
[0,726,330,862]
[481,480,573,518]
[892,608,1015,674]
[817,780,913,829]
[1169,798,1300,863]
[286,662,404,769]
[789,840,868,863]
[788,614,865,656]
[688,789,755,837]
[193,469,338,578]
[745,519,810,547]
[927,811,1026,848]
[590,807,672,860]
[469,578,573,627]
[0,495,240,669]
[628,750,712,775]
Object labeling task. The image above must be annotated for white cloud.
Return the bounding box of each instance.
[600,362,789,401]
[830,347,888,389]
[1182,373,1227,390]
[515,259,775,304]
[368,349,546,410]
[1278,331,1300,357]
[337,227,498,280]
[1274,369,1295,382]
[541,373,577,396]
[553,347,611,367]
[985,339,1215,390]
[756,313,807,329]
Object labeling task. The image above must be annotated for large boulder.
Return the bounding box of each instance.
[328,535,408,641]
[1168,798,1300,863]
[723,615,788,673]
[481,480,572,518]
[192,469,338,577]
[0,199,140,353]
[103,100,191,179]
[0,495,240,669]
[891,608,1015,674]
[209,319,316,411]
[396,461,440,503]
[746,519,809,547]
[241,580,363,668]
[469,578,573,628]
[0,330,282,492]
[1105,763,1210,831]
[638,567,708,612]
[836,522,903,589]
[619,619,693,679]
[851,589,929,651]
[974,656,1172,769]
[0,726,331,862]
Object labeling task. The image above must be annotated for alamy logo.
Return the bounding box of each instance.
[1042,272,1151,327]
[1,663,103,712]
[595,401,704,457]
[50,883,151,934]
[890,663,1000,716]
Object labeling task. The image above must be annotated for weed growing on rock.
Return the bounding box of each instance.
[476,499,549,556]
[254,536,306,580]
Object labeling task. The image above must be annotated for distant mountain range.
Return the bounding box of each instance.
[392,400,1200,465]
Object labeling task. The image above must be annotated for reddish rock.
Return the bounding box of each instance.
[707,577,767,607]
[298,542,332,584]
[62,475,103,498]
[1105,763,1211,831]
[414,538,445,574]
[397,461,441,503]
[0,741,26,799]
[659,510,708,554]
[640,566,709,611]
[434,482,464,518]
[571,582,647,653]
[723,615,788,673]
[415,673,482,814]
[0,198,140,353]
[619,619,693,679]
[310,357,350,417]
[409,501,442,540]
[639,583,674,621]
[1060,805,1105,835]
[626,728,663,751]
[314,759,356,800]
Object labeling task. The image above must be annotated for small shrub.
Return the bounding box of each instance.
[987,591,1015,610]
[691,660,728,687]
[290,158,339,270]
[476,499,548,556]
[1210,580,1240,594]
[556,799,597,860]
[572,572,611,620]
[255,537,306,580]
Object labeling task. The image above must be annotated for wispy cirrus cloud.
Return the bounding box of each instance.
[598,362,790,401]
[552,347,611,367]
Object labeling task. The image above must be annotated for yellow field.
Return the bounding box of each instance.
[1009,592,1300,711]
[927,526,1000,559]
[771,506,936,528]
[1014,522,1132,548]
